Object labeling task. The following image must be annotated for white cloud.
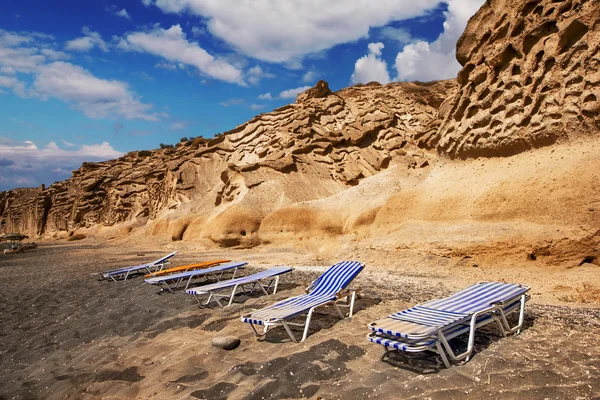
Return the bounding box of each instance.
[115,9,131,19]
[279,85,311,99]
[154,61,178,71]
[40,48,70,60]
[351,42,391,84]
[61,139,76,147]
[219,98,245,107]
[379,26,413,44]
[246,65,274,86]
[32,62,158,121]
[0,75,26,97]
[249,104,264,110]
[118,24,244,84]
[0,137,123,190]
[258,92,272,100]
[394,0,484,81]
[1,28,161,122]
[170,121,189,130]
[64,27,109,52]
[302,70,318,84]
[191,26,207,37]
[143,0,441,63]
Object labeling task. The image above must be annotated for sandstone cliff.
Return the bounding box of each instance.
[1,0,599,266]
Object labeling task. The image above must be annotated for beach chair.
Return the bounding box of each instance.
[367,282,530,368]
[144,261,247,293]
[241,261,365,343]
[144,259,230,278]
[185,266,293,307]
[101,251,177,282]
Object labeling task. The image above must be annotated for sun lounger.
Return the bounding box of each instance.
[101,251,178,282]
[144,259,230,278]
[241,261,365,343]
[186,266,293,307]
[367,281,530,368]
[144,261,247,292]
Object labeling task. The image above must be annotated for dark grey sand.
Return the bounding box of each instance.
[1,243,599,399]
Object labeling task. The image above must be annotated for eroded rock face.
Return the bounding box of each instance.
[423,0,600,158]
[0,80,453,238]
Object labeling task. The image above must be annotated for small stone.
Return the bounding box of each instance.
[211,336,240,350]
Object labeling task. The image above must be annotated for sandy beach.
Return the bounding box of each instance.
[1,241,599,400]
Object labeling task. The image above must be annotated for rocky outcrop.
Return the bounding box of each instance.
[0,80,453,238]
[1,0,599,263]
[421,0,600,158]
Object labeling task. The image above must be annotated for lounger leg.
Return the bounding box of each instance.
[273,276,280,294]
[436,342,451,368]
[124,271,130,281]
[301,308,316,342]
[228,285,240,306]
[333,303,345,319]
[349,291,356,317]
[497,295,526,334]
[231,267,238,279]
[281,321,298,343]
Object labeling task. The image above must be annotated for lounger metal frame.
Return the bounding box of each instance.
[242,261,365,343]
[145,262,246,293]
[368,286,529,368]
[186,266,293,307]
[249,289,358,343]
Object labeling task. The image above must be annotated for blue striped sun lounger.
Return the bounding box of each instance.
[367,281,530,368]
[144,261,248,293]
[185,266,293,307]
[101,251,178,282]
[241,261,365,343]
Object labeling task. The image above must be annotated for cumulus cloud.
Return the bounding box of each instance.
[115,9,131,19]
[351,42,391,84]
[0,30,160,122]
[117,24,244,84]
[258,92,272,101]
[246,65,274,86]
[279,85,311,99]
[170,121,189,130]
[32,62,158,121]
[143,0,441,63]
[394,0,484,81]
[218,98,245,107]
[0,137,123,190]
[302,70,318,84]
[379,26,413,44]
[64,27,109,52]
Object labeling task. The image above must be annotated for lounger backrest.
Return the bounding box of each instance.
[423,282,529,314]
[308,261,364,296]
[152,251,177,265]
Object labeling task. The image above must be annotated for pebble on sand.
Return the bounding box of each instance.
[212,336,241,350]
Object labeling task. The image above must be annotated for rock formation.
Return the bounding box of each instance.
[1,0,599,265]
[421,0,600,158]
[0,80,454,242]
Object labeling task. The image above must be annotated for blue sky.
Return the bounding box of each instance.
[0,0,484,191]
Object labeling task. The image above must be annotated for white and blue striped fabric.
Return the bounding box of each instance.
[368,299,524,352]
[103,251,178,278]
[145,261,247,285]
[242,261,364,325]
[369,282,529,339]
[185,266,292,294]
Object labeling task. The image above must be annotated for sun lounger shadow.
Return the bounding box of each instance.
[259,296,380,344]
[381,316,533,374]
